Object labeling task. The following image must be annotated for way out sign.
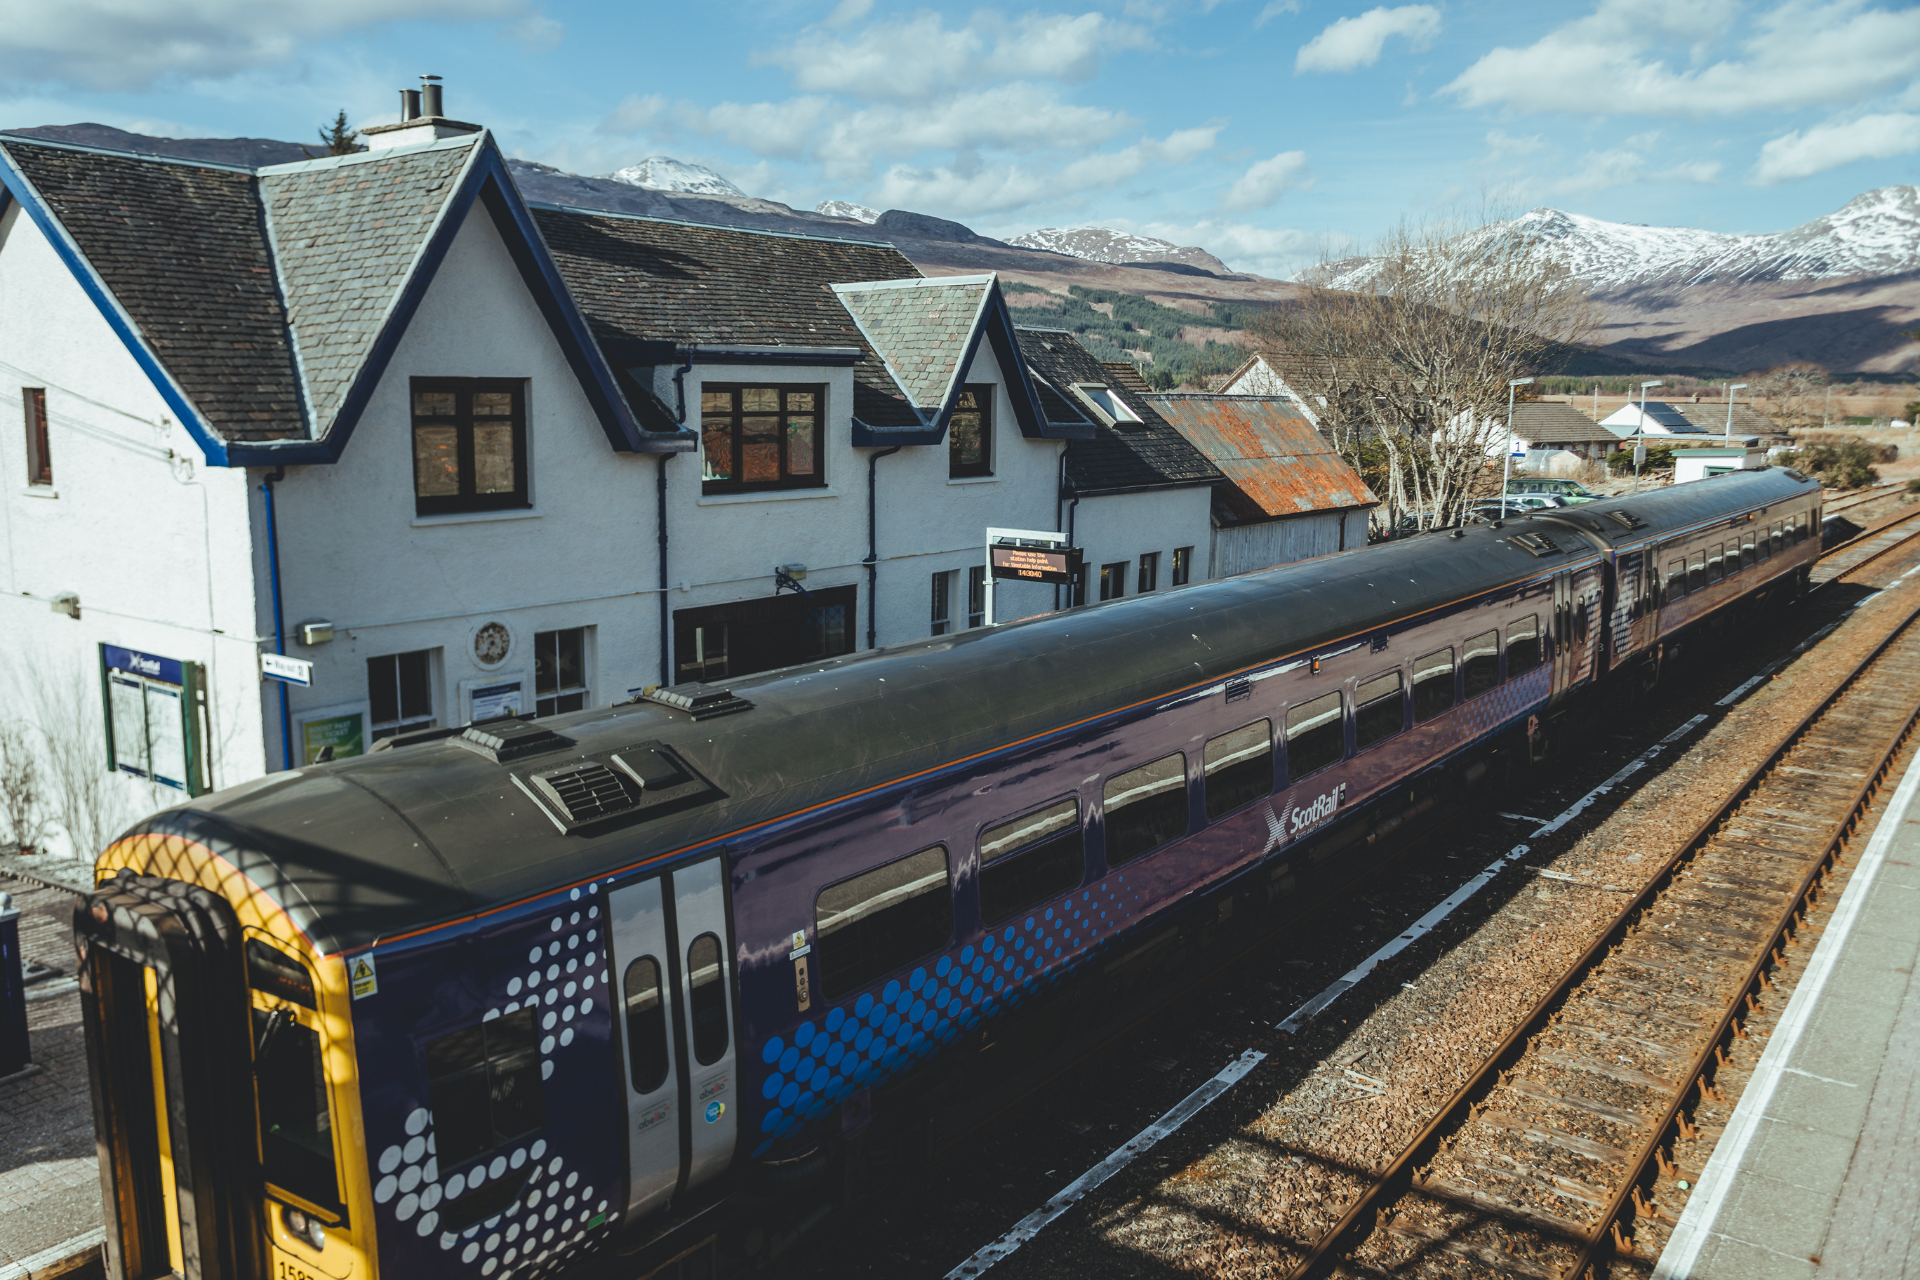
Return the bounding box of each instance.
[261,652,313,687]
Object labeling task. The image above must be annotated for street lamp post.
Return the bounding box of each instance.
[1503,376,1534,503]
[1724,381,1749,446]
[1632,380,1663,494]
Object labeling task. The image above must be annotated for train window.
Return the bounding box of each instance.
[979,799,1083,924]
[423,1008,546,1170]
[1771,522,1783,556]
[1506,616,1541,676]
[1354,671,1405,750]
[1463,631,1500,697]
[1667,560,1687,602]
[248,939,316,1008]
[1285,691,1343,780]
[815,846,952,998]
[1743,529,1757,566]
[623,957,671,1093]
[1412,648,1454,723]
[1104,753,1189,865]
[253,1009,339,1209]
[686,934,729,1067]
[1204,720,1274,820]
[1688,553,1706,594]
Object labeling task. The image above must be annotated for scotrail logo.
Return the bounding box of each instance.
[1284,783,1347,838]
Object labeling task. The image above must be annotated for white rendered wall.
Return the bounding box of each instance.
[0,201,268,848]
[1068,487,1215,599]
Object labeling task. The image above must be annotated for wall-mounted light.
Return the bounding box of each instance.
[298,620,335,646]
[50,592,79,620]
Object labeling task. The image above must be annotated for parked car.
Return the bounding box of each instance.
[1466,499,1544,523]
[1506,478,1602,503]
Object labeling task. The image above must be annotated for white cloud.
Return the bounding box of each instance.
[1445,0,1920,116]
[1255,0,1302,26]
[1224,149,1310,209]
[868,124,1219,217]
[762,9,1152,102]
[827,0,874,27]
[1127,218,1332,276]
[598,93,669,136]
[0,0,525,90]
[1756,111,1920,182]
[1543,132,1722,195]
[506,10,562,50]
[1295,5,1441,73]
[1484,129,1546,160]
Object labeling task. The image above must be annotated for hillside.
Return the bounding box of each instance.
[1006,227,1231,275]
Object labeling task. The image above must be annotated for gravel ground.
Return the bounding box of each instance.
[779,538,1920,1280]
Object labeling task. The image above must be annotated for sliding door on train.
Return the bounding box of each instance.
[604,857,739,1226]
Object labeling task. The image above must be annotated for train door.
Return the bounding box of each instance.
[605,856,739,1226]
[1548,570,1575,705]
[1609,551,1639,671]
[1631,546,1660,651]
[76,873,261,1280]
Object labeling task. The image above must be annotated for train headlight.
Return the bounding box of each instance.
[282,1206,326,1251]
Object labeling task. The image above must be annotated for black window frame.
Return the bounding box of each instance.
[1667,558,1688,602]
[948,384,993,478]
[534,627,588,717]
[1138,551,1160,593]
[368,649,434,740]
[700,383,827,495]
[1099,561,1128,601]
[1203,719,1273,820]
[967,565,986,628]
[1412,647,1455,723]
[1354,669,1406,750]
[422,1007,547,1173]
[1171,546,1193,586]
[1103,752,1189,866]
[932,571,953,636]
[1285,690,1345,781]
[978,798,1084,924]
[1462,630,1500,698]
[23,387,50,486]
[410,378,529,516]
[814,845,953,999]
[1507,614,1542,677]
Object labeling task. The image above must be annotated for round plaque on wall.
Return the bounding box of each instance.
[473,621,512,668]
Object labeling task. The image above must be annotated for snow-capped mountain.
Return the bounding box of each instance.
[815,200,880,223]
[1008,227,1231,276]
[1319,187,1920,292]
[604,156,744,198]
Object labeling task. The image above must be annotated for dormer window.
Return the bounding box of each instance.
[411,379,529,516]
[948,385,993,478]
[700,385,825,494]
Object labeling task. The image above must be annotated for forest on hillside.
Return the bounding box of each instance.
[1005,283,1262,386]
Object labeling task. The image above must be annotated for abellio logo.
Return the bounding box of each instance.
[1285,783,1347,837]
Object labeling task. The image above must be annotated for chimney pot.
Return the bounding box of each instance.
[422,78,444,119]
[400,89,421,121]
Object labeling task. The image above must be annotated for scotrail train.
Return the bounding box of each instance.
[78,467,1819,1280]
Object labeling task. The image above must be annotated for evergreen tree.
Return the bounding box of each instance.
[316,110,359,156]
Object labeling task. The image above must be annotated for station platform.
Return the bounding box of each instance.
[1655,746,1920,1279]
[0,855,102,1280]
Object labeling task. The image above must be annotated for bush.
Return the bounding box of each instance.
[1906,478,1920,496]
[1780,440,1880,488]
[1607,444,1675,474]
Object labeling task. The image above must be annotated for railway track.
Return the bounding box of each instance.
[1814,505,1920,585]
[1818,481,1903,518]
[1284,600,1920,1279]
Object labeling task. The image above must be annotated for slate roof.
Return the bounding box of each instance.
[1600,400,1709,434]
[1144,393,1377,526]
[1016,328,1221,493]
[833,277,990,411]
[1508,400,1620,445]
[2,140,306,440]
[531,205,926,429]
[260,141,478,435]
[1672,402,1783,437]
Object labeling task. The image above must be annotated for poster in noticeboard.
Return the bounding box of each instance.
[294,703,369,765]
[100,644,204,795]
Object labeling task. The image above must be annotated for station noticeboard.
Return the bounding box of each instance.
[989,543,1083,586]
[99,644,209,795]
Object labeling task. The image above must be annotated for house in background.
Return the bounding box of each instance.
[1506,401,1624,475]
[6,95,1276,845]
[1216,349,1417,438]
[1599,400,1715,437]
[1139,391,1376,574]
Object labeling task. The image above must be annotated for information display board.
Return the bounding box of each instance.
[989,543,1083,585]
[100,644,207,795]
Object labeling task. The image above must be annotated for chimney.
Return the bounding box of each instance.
[363,75,481,151]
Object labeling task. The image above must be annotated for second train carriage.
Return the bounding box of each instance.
[77,468,1820,1280]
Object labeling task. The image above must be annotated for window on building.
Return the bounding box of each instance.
[368,650,434,740]
[815,846,952,998]
[1463,630,1500,697]
[700,385,824,494]
[1286,691,1344,780]
[967,566,986,628]
[949,385,992,478]
[1354,670,1405,749]
[674,587,854,684]
[1412,647,1455,722]
[931,571,954,636]
[22,388,50,486]
[1104,753,1188,866]
[534,627,587,716]
[1507,615,1542,676]
[1171,547,1193,586]
[1203,720,1272,820]
[410,380,528,516]
[1099,561,1128,601]
[424,1009,545,1170]
[1138,552,1160,593]
[978,799,1083,924]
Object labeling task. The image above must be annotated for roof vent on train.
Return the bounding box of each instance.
[529,762,636,824]
[1507,531,1563,557]
[640,681,753,721]
[519,741,717,835]
[454,718,576,764]
[1603,510,1648,531]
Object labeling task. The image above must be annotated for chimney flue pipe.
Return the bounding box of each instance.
[400,89,421,120]
[421,78,443,118]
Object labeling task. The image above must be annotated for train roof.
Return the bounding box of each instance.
[122,468,1816,955]
[1533,466,1814,548]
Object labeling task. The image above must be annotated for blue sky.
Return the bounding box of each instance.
[5,0,1919,275]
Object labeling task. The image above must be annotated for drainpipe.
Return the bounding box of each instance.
[656,455,671,687]
[672,346,695,424]
[1054,451,1066,611]
[865,446,903,648]
[1064,489,1082,608]
[259,467,292,771]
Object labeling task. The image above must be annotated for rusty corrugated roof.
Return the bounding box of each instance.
[1143,393,1378,523]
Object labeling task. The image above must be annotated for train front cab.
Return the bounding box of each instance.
[77,852,375,1280]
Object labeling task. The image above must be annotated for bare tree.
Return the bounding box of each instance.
[1750,363,1830,432]
[1255,213,1599,532]
[0,650,140,863]
[0,720,47,854]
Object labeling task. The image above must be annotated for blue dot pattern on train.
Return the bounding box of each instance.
[748,877,1136,1158]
